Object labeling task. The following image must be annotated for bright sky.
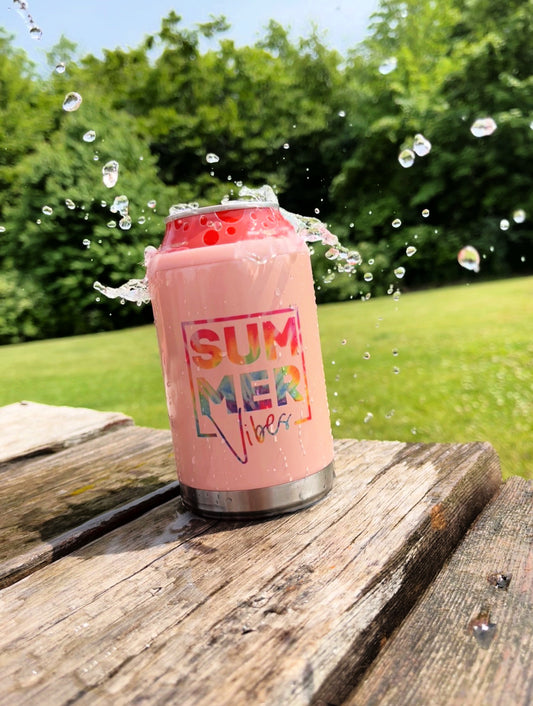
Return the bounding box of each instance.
[2,0,380,67]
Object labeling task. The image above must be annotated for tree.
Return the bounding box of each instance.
[2,88,173,339]
[330,0,533,289]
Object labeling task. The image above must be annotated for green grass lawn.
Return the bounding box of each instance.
[1,276,532,479]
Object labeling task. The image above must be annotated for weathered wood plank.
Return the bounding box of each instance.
[0,401,133,463]
[345,475,533,706]
[0,425,176,569]
[0,480,180,590]
[0,439,501,705]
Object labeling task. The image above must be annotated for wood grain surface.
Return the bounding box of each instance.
[0,401,133,463]
[345,475,533,706]
[0,438,501,705]
[0,423,176,572]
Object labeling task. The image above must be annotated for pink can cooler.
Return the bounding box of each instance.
[147,200,334,518]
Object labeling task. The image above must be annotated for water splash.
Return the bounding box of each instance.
[398,148,415,168]
[499,219,510,231]
[470,117,497,137]
[378,57,397,75]
[102,160,119,188]
[119,215,132,230]
[413,133,432,157]
[93,279,149,305]
[457,245,480,272]
[94,186,364,305]
[110,195,129,215]
[13,0,42,40]
[62,92,82,112]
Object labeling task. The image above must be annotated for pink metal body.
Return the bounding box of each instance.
[147,202,334,515]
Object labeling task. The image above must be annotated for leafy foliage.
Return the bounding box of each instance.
[0,1,531,342]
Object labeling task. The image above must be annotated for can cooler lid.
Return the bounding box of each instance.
[161,201,295,251]
[164,200,279,224]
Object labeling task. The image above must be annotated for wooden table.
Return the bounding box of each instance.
[0,401,531,705]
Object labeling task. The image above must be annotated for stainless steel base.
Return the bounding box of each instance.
[180,462,335,519]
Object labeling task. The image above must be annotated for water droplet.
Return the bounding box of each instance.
[470,117,497,137]
[392,218,402,228]
[0,225,6,233]
[283,143,290,150]
[422,208,430,218]
[379,57,397,75]
[406,246,417,257]
[206,153,219,164]
[42,205,53,216]
[363,351,371,360]
[364,412,374,423]
[83,130,96,143]
[457,245,480,273]
[499,219,510,231]
[338,110,346,118]
[119,215,132,230]
[394,266,406,279]
[335,419,341,427]
[385,409,395,419]
[398,148,415,168]
[392,348,399,356]
[325,247,339,260]
[469,609,497,648]
[513,209,526,223]
[393,289,401,301]
[102,160,119,188]
[138,216,146,225]
[147,199,157,209]
[94,278,150,304]
[65,198,76,210]
[411,427,417,435]
[55,62,66,74]
[413,133,432,157]
[62,92,82,112]
[29,24,42,40]
[393,366,400,374]
[82,238,91,248]
[364,272,373,282]
[107,220,117,229]
[487,572,512,590]
[110,194,129,215]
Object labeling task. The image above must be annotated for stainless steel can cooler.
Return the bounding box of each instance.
[147,201,334,518]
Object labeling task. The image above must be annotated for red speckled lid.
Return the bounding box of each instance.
[162,202,295,251]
